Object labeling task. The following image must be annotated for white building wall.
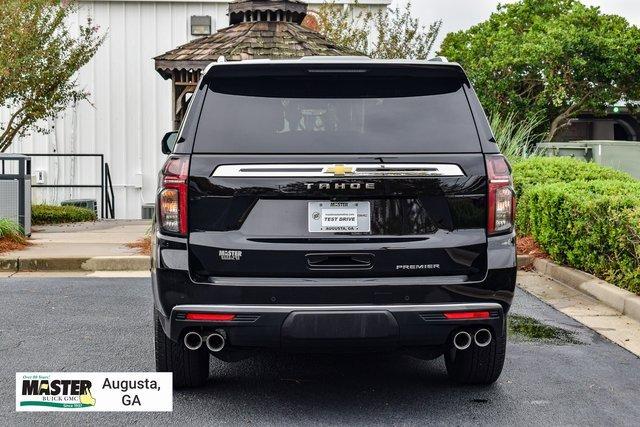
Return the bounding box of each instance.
[2,0,390,219]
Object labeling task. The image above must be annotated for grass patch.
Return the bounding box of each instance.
[508,314,580,345]
[0,219,26,244]
[32,204,97,225]
[0,219,28,254]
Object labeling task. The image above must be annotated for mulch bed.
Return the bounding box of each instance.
[517,235,548,258]
[126,236,151,256]
[0,238,28,254]
[517,235,548,270]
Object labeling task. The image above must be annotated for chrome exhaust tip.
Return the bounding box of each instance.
[184,331,203,351]
[474,328,492,348]
[453,330,472,351]
[206,332,226,353]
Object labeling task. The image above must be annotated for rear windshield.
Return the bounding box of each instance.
[193,72,480,153]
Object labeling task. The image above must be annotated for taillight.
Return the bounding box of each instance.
[159,155,189,235]
[486,154,515,235]
[185,313,236,321]
[443,311,490,320]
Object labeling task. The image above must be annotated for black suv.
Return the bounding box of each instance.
[153,58,517,388]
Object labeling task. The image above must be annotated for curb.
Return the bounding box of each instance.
[517,254,534,268]
[518,255,640,324]
[0,258,18,271]
[81,256,150,271]
[0,256,150,272]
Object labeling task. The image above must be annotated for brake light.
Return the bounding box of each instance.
[444,311,490,320]
[185,313,236,321]
[486,155,515,235]
[159,155,189,235]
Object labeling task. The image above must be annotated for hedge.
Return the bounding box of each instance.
[32,204,97,225]
[512,157,634,197]
[513,158,640,294]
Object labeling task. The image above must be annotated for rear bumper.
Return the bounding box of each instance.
[152,230,516,350]
[159,302,506,350]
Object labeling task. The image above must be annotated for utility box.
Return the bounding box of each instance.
[589,141,640,179]
[537,142,593,162]
[141,203,155,220]
[537,140,640,179]
[0,154,32,236]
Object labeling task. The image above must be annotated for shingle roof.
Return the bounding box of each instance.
[154,21,361,80]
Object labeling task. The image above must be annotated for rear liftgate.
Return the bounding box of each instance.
[187,155,488,281]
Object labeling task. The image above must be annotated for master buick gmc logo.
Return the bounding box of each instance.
[20,378,96,409]
[305,182,375,190]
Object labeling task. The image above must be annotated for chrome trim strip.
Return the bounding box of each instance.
[191,274,476,287]
[173,302,502,314]
[211,164,465,178]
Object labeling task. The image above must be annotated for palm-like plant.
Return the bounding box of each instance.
[0,219,26,244]
[490,112,544,163]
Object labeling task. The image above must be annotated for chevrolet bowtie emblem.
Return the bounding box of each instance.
[325,165,354,176]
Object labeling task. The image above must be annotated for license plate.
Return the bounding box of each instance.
[308,201,371,233]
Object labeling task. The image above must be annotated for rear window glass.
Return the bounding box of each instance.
[193,72,480,153]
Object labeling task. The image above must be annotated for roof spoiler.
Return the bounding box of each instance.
[299,56,371,61]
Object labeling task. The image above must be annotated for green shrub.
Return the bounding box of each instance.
[518,180,640,294]
[32,204,97,225]
[0,218,26,244]
[512,157,634,198]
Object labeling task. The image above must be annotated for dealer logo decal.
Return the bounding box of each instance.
[16,372,172,412]
[219,250,242,261]
[20,377,96,409]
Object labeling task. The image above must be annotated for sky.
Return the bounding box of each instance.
[391,0,640,52]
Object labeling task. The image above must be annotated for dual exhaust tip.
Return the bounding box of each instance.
[453,328,492,350]
[184,331,226,352]
[187,328,490,353]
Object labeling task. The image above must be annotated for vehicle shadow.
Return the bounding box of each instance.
[175,351,508,423]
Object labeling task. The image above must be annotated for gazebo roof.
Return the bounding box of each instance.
[154,0,361,80]
[229,0,308,25]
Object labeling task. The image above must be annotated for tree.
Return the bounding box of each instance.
[316,1,442,60]
[0,0,105,152]
[439,0,640,140]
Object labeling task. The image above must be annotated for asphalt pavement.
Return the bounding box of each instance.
[1,276,639,425]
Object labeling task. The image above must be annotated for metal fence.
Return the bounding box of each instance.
[26,153,115,219]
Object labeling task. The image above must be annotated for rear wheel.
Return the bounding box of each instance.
[154,311,210,388]
[444,328,506,385]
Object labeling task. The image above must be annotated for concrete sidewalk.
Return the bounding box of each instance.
[519,271,640,357]
[0,220,150,271]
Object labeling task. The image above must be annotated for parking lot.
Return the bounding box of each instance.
[1,276,639,425]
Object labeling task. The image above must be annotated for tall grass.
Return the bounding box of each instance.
[0,218,26,244]
[490,112,544,162]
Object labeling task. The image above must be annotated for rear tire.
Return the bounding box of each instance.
[154,311,210,388]
[444,328,506,385]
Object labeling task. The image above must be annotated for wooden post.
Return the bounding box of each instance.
[171,70,200,130]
